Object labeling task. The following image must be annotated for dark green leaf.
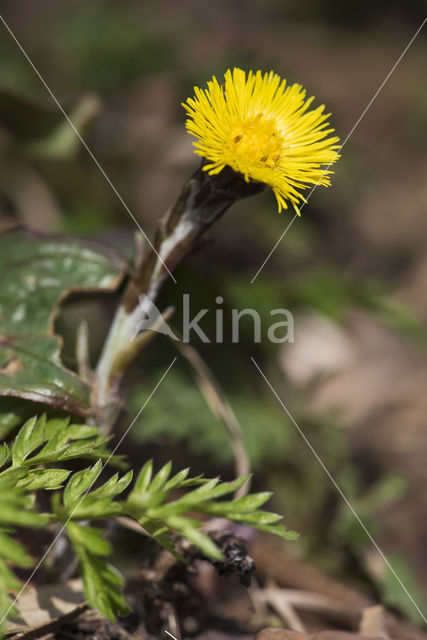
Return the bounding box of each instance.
[0,227,127,415]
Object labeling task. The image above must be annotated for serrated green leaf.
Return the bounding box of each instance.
[17,468,71,491]
[0,468,29,485]
[32,429,68,461]
[58,440,103,460]
[11,416,43,466]
[68,526,130,621]
[163,467,190,491]
[205,475,249,499]
[0,444,10,469]
[63,460,102,507]
[44,417,70,440]
[87,471,133,501]
[27,420,115,467]
[228,491,272,512]
[72,498,122,520]
[66,424,101,439]
[229,510,283,525]
[134,460,153,493]
[152,477,219,513]
[66,522,111,557]
[66,469,130,520]
[149,461,172,494]
[179,473,207,487]
[198,492,272,516]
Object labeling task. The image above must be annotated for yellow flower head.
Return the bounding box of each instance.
[183,68,340,214]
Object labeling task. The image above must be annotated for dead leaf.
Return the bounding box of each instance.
[6,579,86,637]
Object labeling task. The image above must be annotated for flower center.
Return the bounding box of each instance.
[230,113,283,169]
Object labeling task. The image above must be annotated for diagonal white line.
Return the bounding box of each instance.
[251,16,427,283]
[0,357,177,625]
[0,13,177,284]
[251,214,298,284]
[251,356,427,624]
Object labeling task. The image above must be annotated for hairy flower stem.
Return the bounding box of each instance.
[93,165,264,431]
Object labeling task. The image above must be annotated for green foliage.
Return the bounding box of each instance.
[127,461,297,560]
[130,368,293,467]
[0,227,126,416]
[62,462,132,519]
[66,522,130,621]
[0,414,117,631]
[0,417,295,632]
[0,226,296,632]
[0,474,50,634]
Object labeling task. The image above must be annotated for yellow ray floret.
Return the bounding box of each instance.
[183,68,340,214]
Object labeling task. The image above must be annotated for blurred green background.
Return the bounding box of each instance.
[1,0,427,622]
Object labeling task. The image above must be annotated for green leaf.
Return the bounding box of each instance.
[163,467,190,491]
[134,459,153,494]
[252,523,299,540]
[149,461,172,494]
[168,516,222,560]
[0,556,21,590]
[0,444,10,469]
[86,471,133,501]
[66,424,101,440]
[71,498,122,520]
[0,530,33,567]
[66,522,111,557]
[17,468,71,491]
[193,476,248,500]
[0,499,50,528]
[66,470,131,520]
[0,478,49,528]
[0,227,127,415]
[11,416,45,466]
[4,415,116,471]
[200,492,272,515]
[67,522,130,621]
[126,464,296,559]
[0,398,31,441]
[0,557,21,634]
[224,510,282,525]
[63,460,102,508]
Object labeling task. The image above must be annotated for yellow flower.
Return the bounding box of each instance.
[183,68,340,214]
